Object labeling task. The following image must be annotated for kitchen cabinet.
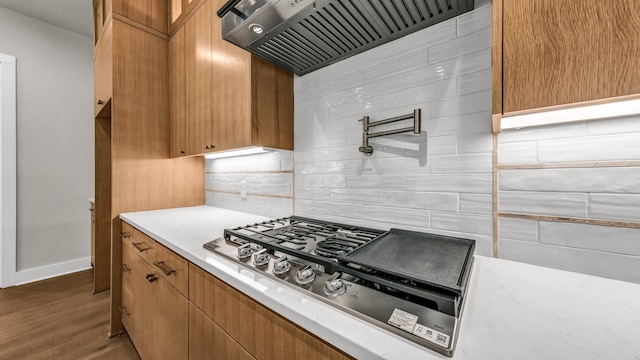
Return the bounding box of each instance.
[189,264,352,360]
[94,19,112,117]
[93,0,112,46]
[170,0,294,157]
[112,0,168,34]
[189,303,255,360]
[170,0,200,33]
[93,2,204,335]
[120,224,188,360]
[492,0,640,131]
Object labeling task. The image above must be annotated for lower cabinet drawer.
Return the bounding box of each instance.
[189,302,254,360]
[153,242,188,297]
[188,263,352,360]
[121,285,134,338]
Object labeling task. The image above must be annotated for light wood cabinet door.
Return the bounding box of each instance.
[135,259,188,360]
[94,19,113,117]
[170,26,187,157]
[112,0,168,34]
[189,264,352,360]
[185,0,216,155]
[189,302,255,360]
[500,0,640,114]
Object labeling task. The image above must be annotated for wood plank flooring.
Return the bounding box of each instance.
[0,269,139,360]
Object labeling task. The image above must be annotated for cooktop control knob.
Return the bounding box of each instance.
[272,256,291,276]
[237,243,253,260]
[295,263,316,285]
[253,248,270,267]
[323,272,346,296]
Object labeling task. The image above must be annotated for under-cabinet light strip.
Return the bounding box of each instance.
[204,147,268,159]
[500,98,640,130]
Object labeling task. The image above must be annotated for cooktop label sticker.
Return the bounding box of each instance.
[413,323,451,347]
[388,308,418,333]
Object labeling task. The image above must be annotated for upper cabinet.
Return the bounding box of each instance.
[94,19,113,117]
[492,0,640,130]
[170,0,294,157]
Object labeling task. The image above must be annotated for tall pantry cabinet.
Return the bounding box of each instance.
[92,0,204,336]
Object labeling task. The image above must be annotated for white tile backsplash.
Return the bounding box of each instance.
[498,115,640,283]
[293,5,494,243]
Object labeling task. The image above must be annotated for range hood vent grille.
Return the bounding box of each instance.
[221,0,474,75]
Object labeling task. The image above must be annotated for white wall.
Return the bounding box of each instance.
[0,7,94,282]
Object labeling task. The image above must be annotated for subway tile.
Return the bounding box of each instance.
[500,239,640,284]
[382,79,458,109]
[589,194,640,222]
[406,49,491,88]
[430,153,492,173]
[458,132,492,153]
[430,211,493,236]
[407,174,492,193]
[498,217,538,242]
[428,27,491,64]
[303,175,347,188]
[430,90,492,118]
[458,68,491,95]
[362,205,430,228]
[500,167,640,193]
[270,173,293,185]
[459,194,492,214]
[499,191,588,218]
[294,199,317,214]
[538,132,640,163]
[423,135,457,155]
[497,141,537,165]
[457,5,492,36]
[586,114,640,136]
[316,201,364,218]
[295,187,331,200]
[270,207,294,219]
[422,111,492,136]
[247,183,292,196]
[346,174,406,189]
[384,191,458,211]
[331,189,383,205]
[363,157,431,174]
[539,221,640,256]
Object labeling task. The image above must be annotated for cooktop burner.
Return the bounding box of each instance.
[204,215,475,357]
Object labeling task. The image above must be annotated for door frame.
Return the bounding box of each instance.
[0,53,17,288]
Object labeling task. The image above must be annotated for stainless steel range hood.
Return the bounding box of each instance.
[217,0,474,76]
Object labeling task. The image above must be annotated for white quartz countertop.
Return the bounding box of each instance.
[120,206,640,360]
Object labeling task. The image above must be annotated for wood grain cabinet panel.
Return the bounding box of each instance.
[112,0,168,34]
[169,23,186,157]
[189,303,255,360]
[184,0,216,155]
[499,0,640,114]
[94,19,112,117]
[170,0,294,157]
[189,264,352,360]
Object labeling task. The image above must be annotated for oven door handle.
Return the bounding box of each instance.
[217,0,248,19]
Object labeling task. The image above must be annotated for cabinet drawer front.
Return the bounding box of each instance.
[121,239,136,290]
[189,302,255,360]
[120,221,135,245]
[154,242,189,297]
[121,284,135,337]
[131,229,157,264]
[189,264,352,360]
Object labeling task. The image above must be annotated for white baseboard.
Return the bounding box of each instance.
[15,257,92,286]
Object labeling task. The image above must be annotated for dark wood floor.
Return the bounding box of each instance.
[0,269,139,360]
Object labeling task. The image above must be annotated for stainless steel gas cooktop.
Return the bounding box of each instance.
[204,216,475,356]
